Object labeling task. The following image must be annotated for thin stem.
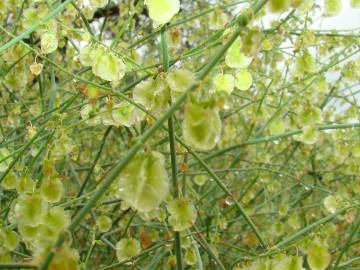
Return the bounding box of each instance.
[37,2,267,268]
[161,25,183,270]
[0,0,72,54]
[333,213,360,269]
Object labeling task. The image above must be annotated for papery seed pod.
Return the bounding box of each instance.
[30,62,43,75]
[0,229,19,251]
[96,215,112,233]
[40,33,58,54]
[213,73,235,94]
[118,151,169,212]
[324,0,342,16]
[146,0,180,25]
[193,175,207,186]
[79,45,95,67]
[298,125,319,145]
[225,38,252,69]
[209,9,228,30]
[323,195,341,213]
[1,172,17,190]
[307,241,331,270]
[92,48,126,82]
[166,68,196,98]
[15,193,48,226]
[296,51,316,75]
[184,248,197,265]
[268,0,291,13]
[16,175,35,194]
[40,177,64,203]
[133,76,170,116]
[34,247,80,270]
[112,102,145,127]
[167,198,197,231]
[269,120,286,135]
[235,69,253,91]
[90,0,107,8]
[42,206,70,232]
[115,238,141,262]
[274,256,305,270]
[182,100,222,151]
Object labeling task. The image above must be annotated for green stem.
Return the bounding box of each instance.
[0,264,37,269]
[37,2,267,268]
[274,207,349,250]
[0,127,45,183]
[333,213,360,269]
[161,25,183,270]
[0,0,72,54]
[76,126,112,198]
[177,136,267,248]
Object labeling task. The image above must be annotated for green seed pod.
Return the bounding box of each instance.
[15,193,48,226]
[167,198,197,231]
[235,69,253,91]
[1,172,17,190]
[193,175,207,186]
[133,76,170,116]
[323,195,341,214]
[0,148,12,172]
[40,177,64,203]
[115,238,141,262]
[209,9,228,30]
[40,32,58,54]
[225,38,252,69]
[288,214,301,230]
[35,247,80,270]
[16,175,35,194]
[90,0,107,8]
[183,100,222,151]
[0,229,19,251]
[184,248,197,265]
[96,215,112,233]
[146,0,180,25]
[118,151,169,212]
[299,106,322,126]
[275,256,305,270]
[268,0,291,13]
[42,206,70,232]
[307,241,331,270]
[92,48,126,82]
[324,0,342,16]
[298,125,319,145]
[269,120,286,135]
[166,68,196,94]
[213,73,235,94]
[18,223,40,242]
[112,102,145,127]
[79,45,96,67]
[296,51,316,75]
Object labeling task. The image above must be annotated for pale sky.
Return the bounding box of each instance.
[314,0,360,30]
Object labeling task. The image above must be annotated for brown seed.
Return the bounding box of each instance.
[140,232,152,249]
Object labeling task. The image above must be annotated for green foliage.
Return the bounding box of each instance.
[0,0,359,269]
